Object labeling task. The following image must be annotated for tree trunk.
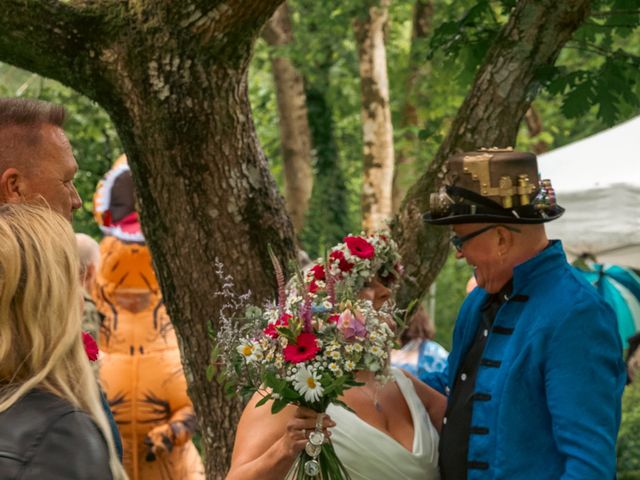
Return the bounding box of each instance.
[263,2,314,233]
[0,2,292,478]
[354,0,395,232]
[392,0,434,213]
[392,0,591,309]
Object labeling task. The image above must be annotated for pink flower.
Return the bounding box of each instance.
[330,250,353,273]
[263,313,292,339]
[82,332,99,362]
[337,309,367,340]
[283,333,320,363]
[344,236,375,259]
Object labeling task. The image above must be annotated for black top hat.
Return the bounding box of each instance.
[423,149,564,225]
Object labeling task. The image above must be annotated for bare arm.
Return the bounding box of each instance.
[401,369,447,432]
[227,392,335,480]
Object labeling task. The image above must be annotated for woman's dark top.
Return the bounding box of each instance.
[0,389,112,479]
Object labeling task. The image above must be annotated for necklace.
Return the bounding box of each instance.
[358,382,384,412]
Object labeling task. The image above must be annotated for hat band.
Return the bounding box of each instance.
[446,185,552,220]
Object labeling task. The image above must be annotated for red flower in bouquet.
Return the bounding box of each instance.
[82,332,99,362]
[310,264,326,281]
[327,314,340,324]
[283,332,320,363]
[330,250,353,273]
[344,235,375,259]
[264,313,292,339]
[308,280,319,294]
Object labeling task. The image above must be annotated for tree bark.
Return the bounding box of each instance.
[263,2,314,233]
[354,0,395,232]
[392,0,434,213]
[0,1,292,478]
[392,0,591,309]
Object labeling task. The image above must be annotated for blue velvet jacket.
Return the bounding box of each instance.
[423,241,626,479]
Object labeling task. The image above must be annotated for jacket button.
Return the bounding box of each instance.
[461,373,467,381]
[443,417,447,425]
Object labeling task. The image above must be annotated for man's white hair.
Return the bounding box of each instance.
[75,233,100,277]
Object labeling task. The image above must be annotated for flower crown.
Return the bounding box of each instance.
[306,232,402,297]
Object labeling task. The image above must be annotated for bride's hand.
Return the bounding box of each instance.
[280,407,336,459]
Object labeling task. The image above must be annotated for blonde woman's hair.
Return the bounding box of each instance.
[0,204,127,479]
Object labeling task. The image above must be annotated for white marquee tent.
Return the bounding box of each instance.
[538,115,640,269]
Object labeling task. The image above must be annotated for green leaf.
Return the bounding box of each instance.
[561,79,596,119]
[271,397,289,414]
[210,344,219,362]
[255,394,272,408]
[206,364,215,382]
[276,326,298,343]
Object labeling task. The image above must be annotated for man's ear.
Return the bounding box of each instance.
[0,168,26,203]
[496,226,514,256]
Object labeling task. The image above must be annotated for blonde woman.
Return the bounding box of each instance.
[0,204,127,479]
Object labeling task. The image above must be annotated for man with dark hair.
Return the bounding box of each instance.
[423,149,625,479]
[0,97,122,459]
[0,98,81,220]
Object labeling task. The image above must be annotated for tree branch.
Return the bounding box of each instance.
[393,0,591,308]
[164,0,284,54]
[590,9,640,17]
[0,1,108,94]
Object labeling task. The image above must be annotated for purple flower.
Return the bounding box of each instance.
[337,309,367,340]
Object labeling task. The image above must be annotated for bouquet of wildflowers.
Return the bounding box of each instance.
[215,233,402,479]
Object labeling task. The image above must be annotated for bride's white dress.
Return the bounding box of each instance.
[324,367,440,480]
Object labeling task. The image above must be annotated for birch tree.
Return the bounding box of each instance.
[263,2,314,233]
[354,0,395,232]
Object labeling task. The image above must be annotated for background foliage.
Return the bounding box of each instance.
[618,380,640,479]
[1,0,638,473]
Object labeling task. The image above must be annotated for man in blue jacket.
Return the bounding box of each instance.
[423,149,626,479]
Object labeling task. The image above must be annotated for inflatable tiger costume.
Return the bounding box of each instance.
[93,156,204,480]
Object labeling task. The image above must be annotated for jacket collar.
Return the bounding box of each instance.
[511,240,566,295]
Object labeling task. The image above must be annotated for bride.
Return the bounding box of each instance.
[227,234,445,480]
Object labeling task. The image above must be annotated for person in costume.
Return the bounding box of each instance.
[93,156,204,480]
[227,233,446,480]
[422,149,626,479]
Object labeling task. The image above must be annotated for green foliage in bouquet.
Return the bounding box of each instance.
[211,233,404,479]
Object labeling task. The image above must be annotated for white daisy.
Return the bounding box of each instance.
[328,350,342,361]
[370,345,384,357]
[236,340,262,363]
[293,366,324,403]
[353,343,363,353]
[344,360,356,371]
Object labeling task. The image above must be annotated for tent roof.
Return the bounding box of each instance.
[538,114,640,192]
[538,115,640,269]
